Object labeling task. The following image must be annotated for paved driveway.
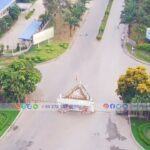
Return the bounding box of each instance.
[0,0,148,150]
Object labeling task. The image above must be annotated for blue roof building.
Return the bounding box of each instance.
[19,20,42,41]
[0,0,16,18]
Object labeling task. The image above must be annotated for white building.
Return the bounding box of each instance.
[0,0,16,18]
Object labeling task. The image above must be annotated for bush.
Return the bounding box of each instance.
[19,54,25,59]
[21,55,47,63]
[59,43,69,49]
[96,34,102,40]
[25,9,35,20]
[137,44,150,52]
[30,56,47,63]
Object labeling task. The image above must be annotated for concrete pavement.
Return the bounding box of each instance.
[0,0,148,149]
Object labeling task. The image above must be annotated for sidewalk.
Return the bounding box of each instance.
[0,0,45,50]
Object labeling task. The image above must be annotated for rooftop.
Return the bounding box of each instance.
[0,0,15,12]
[63,83,91,101]
[19,20,42,41]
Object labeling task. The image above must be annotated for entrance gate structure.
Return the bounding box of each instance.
[57,83,94,113]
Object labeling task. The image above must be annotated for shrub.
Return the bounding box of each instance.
[59,43,69,49]
[25,9,35,20]
[137,44,150,52]
[19,54,25,59]
[23,55,47,63]
[96,34,102,40]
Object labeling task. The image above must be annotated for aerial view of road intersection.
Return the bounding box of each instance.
[0,0,150,150]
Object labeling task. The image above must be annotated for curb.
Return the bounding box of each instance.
[0,110,23,140]
[128,116,145,150]
[123,46,150,66]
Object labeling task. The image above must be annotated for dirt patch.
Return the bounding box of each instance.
[53,13,76,42]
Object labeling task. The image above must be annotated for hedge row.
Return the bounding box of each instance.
[96,0,114,40]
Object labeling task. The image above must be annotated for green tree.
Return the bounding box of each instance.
[136,3,150,26]
[132,93,150,103]
[0,18,8,33]
[71,2,86,19]
[116,66,150,103]
[43,0,60,23]
[62,1,87,36]
[9,4,21,20]
[3,15,13,28]
[0,59,41,103]
[121,0,150,26]
[121,0,137,24]
[63,8,79,36]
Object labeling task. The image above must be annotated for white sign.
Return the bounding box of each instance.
[33,27,54,45]
[68,0,78,4]
[146,28,150,40]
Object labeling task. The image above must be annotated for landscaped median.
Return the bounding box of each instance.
[96,0,114,40]
[131,118,150,150]
[0,110,19,137]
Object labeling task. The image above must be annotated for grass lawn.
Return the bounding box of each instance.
[126,43,150,63]
[0,110,19,137]
[135,50,150,63]
[0,42,69,66]
[131,117,150,150]
[19,42,69,63]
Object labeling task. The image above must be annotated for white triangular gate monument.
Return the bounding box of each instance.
[57,83,94,112]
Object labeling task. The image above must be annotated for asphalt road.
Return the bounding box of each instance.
[0,0,148,150]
